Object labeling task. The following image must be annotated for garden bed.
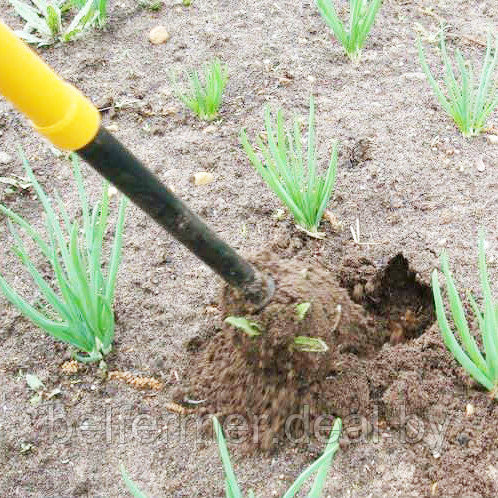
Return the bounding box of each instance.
[0,0,497,496]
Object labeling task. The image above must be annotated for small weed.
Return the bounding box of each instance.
[224,316,262,337]
[9,0,108,45]
[315,0,383,61]
[296,302,311,320]
[432,230,498,394]
[173,58,228,121]
[418,28,498,137]
[240,96,338,238]
[0,151,127,363]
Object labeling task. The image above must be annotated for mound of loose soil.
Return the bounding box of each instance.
[178,252,375,448]
[179,251,437,449]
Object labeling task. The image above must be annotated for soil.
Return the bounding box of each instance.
[0,0,497,497]
[181,252,374,450]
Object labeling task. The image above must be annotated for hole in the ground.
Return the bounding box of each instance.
[339,253,435,347]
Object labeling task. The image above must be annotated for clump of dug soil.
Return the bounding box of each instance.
[179,252,380,449]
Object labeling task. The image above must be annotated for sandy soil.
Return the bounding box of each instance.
[0,0,498,496]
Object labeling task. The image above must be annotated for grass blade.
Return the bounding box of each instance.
[308,418,342,497]
[213,416,244,498]
[439,252,487,372]
[120,464,149,498]
[282,420,341,498]
[477,231,498,380]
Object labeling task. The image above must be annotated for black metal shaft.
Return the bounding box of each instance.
[78,126,271,304]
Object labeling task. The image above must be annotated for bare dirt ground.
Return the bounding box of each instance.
[0,0,498,496]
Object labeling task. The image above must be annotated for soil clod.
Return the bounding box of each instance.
[183,252,375,449]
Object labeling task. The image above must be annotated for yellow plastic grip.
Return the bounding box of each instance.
[0,21,100,151]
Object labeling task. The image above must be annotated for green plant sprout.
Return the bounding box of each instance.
[418,28,498,137]
[121,416,342,498]
[73,0,107,28]
[9,0,108,46]
[291,336,328,353]
[0,151,127,363]
[296,302,311,320]
[432,230,498,395]
[224,316,262,337]
[315,0,383,61]
[224,315,329,353]
[173,58,228,121]
[240,96,338,239]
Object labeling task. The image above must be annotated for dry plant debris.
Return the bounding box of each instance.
[60,360,80,374]
[108,371,163,390]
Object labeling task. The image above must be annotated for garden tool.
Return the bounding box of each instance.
[0,20,274,307]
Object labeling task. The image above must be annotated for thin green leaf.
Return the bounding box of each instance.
[296,302,311,321]
[439,252,487,372]
[418,37,452,116]
[292,336,329,353]
[8,223,71,322]
[283,435,340,497]
[174,59,228,120]
[213,416,244,498]
[9,0,53,36]
[0,150,125,362]
[65,0,98,39]
[225,316,262,337]
[419,28,498,136]
[0,272,78,346]
[10,0,105,45]
[478,231,498,380]
[468,291,485,333]
[120,464,149,498]
[431,269,494,391]
[0,204,51,258]
[241,98,338,236]
[315,0,382,61]
[308,418,342,497]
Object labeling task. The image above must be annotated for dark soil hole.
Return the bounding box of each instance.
[339,253,435,347]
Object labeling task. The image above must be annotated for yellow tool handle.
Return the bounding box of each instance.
[0,21,100,151]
